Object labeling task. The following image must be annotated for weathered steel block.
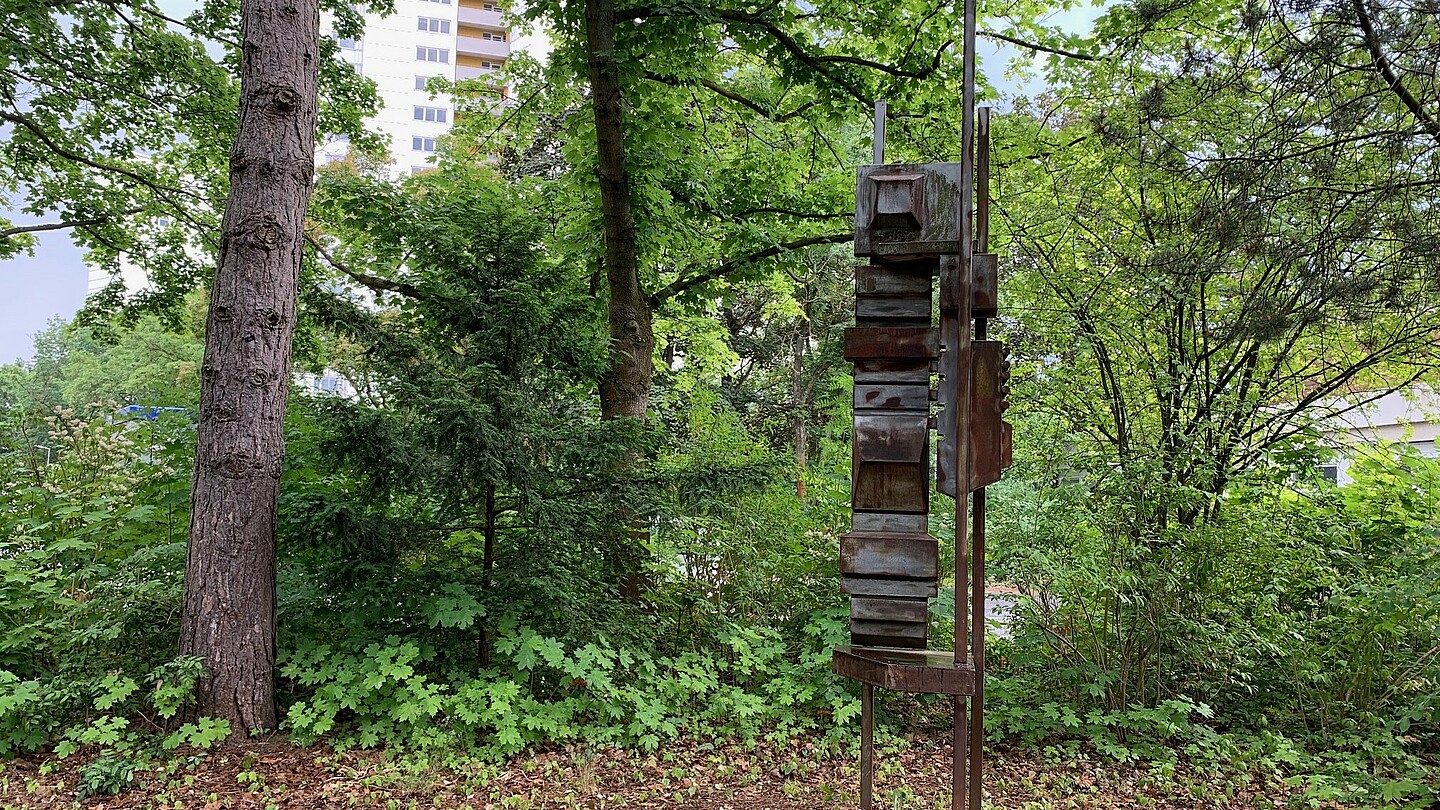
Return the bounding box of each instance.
[853,463,929,513]
[856,295,932,322]
[853,384,931,411]
[855,163,964,258]
[844,327,939,360]
[850,512,927,533]
[839,532,938,579]
[852,360,931,384]
[851,597,929,622]
[856,264,932,296]
[841,576,939,598]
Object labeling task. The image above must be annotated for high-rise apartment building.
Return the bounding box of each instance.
[323,0,514,175]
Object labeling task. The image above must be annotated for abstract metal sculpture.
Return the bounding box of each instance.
[830,2,1010,806]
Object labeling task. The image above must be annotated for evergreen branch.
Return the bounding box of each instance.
[1350,0,1440,143]
[305,232,431,301]
[648,232,851,306]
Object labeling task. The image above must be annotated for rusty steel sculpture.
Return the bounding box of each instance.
[830,2,1010,807]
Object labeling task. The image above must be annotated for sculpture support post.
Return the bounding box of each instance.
[832,4,1010,807]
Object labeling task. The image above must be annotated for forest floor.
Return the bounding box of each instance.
[2,737,1338,810]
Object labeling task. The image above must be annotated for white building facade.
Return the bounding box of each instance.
[321,0,513,176]
[1317,387,1440,484]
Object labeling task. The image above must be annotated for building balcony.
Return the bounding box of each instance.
[455,64,503,81]
[455,34,510,59]
[457,6,504,28]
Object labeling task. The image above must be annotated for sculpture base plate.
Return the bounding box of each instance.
[832,645,976,695]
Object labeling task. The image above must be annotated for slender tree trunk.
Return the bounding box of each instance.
[480,481,497,667]
[790,322,809,498]
[178,0,319,735]
[585,0,653,421]
[585,0,652,601]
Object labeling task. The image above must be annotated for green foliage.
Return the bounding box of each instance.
[0,405,196,755]
[76,754,138,799]
[280,615,854,754]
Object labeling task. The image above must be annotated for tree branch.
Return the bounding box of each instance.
[305,232,431,301]
[1,216,112,239]
[644,71,822,122]
[648,232,851,307]
[980,30,1099,62]
[1350,0,1440,143]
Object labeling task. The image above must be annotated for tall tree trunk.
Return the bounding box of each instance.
[585,0,652,602]
[178,0,319,735]
[585,0,653,421]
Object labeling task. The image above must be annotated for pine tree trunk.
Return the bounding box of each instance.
[178,0,319,736]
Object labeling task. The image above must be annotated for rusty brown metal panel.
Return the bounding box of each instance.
[853,462,929,513]
[841,577,939,598]
[968,341,1012,491]
[844,327,940,360]
[857,295,933,322]
[840,533,938,579]
[852,597,929,622]
[854,413,929,462]
[851,512,927,533]
[852,632,927,650]
[856,264,932,296]
[854,384,931,410]
[853,360,931,384]
[831,646,976,695]
[972,253,998,317]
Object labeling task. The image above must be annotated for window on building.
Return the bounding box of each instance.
[417,46,450,63]
[482,2,501,10]
[412,136,437,152]
[413,105,448,123]
[481,30,506,41]
[420,0,451,5]
[415,75,436,90]
[411,166,431,175]
[480,61,500,71]
[336,37,358,49]
[418,17,451,33]
[1320,464,1339,484]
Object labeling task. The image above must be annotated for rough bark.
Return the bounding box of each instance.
[585,0,653,602]
[178,0,319,735]
[585,0,653,421]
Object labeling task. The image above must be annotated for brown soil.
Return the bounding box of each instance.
[0,738,1331,810]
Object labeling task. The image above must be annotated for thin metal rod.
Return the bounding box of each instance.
[873,100,887,165]
[954,0,978,672]
[971,484,986,810]
[977,108,990,254]
[861,684,874,810]
[953,696,968,810]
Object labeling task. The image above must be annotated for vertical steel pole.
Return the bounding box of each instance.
[956,0,977,804]
[969,105,991,810]
[861,684,874,810]
[873,100,887,165]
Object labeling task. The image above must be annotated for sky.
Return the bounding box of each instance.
[0,1,1106,365]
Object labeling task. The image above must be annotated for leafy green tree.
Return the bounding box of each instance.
[985,0,1440,715]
